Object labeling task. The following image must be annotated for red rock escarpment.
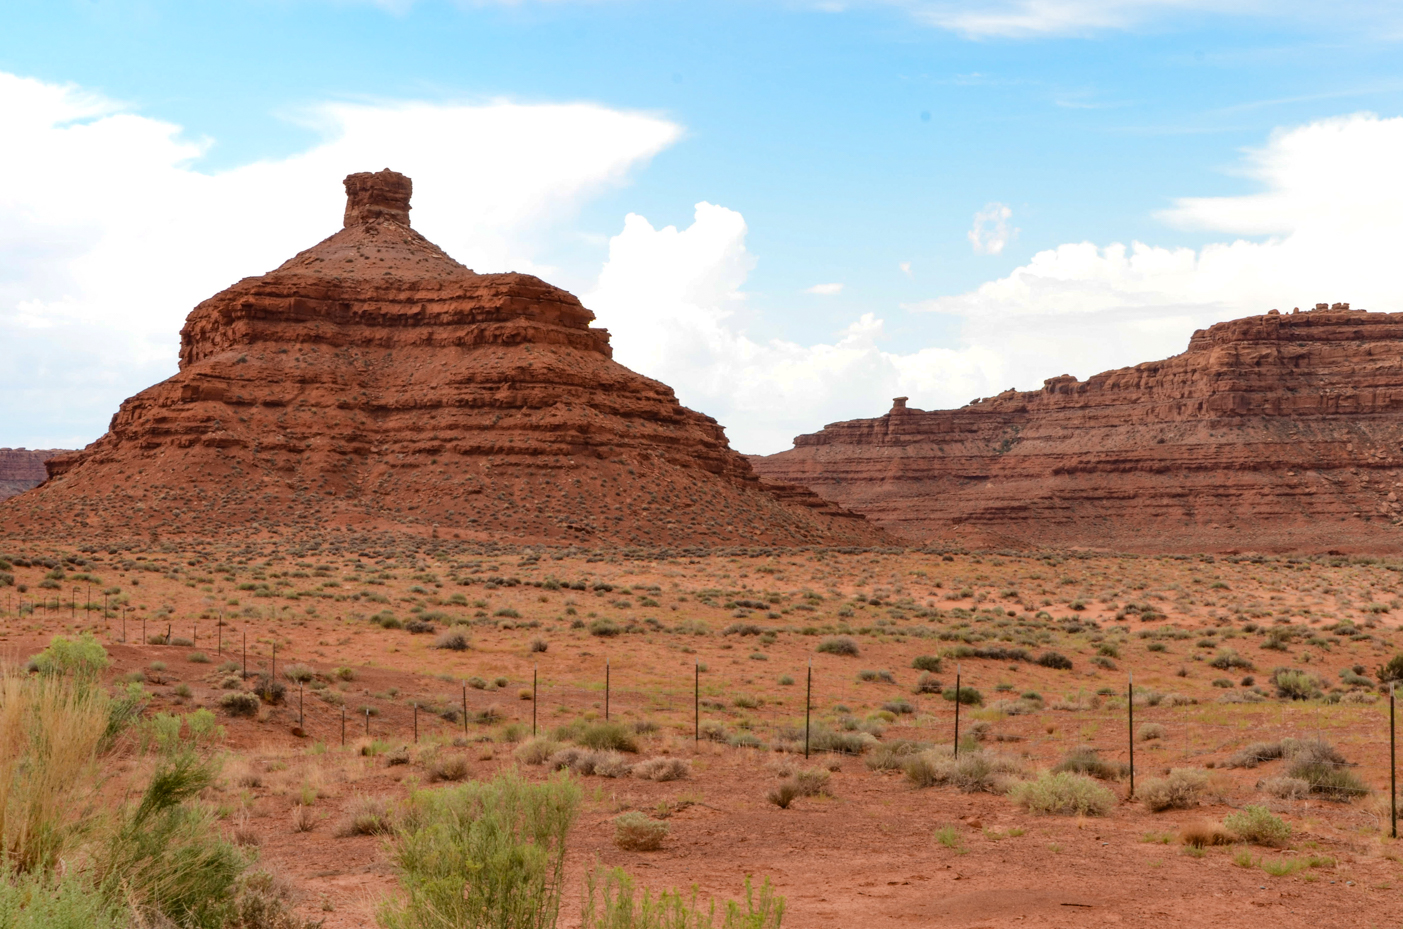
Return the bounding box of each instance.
[3,170,880,547]
[752,306,1403,553]
[0,449,68,502]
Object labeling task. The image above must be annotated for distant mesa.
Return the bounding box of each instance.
[752,303,1403,554]
[3,169,881,547]
[0,449,70,503]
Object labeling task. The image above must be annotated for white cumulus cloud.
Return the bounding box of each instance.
[591,111,1403,455]
[0,71,679,448]
[805,282,844,295]
[967,202,1014,255]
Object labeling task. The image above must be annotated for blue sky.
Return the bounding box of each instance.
[4,1,1403,452]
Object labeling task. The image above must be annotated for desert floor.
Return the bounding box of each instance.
[4,541,1403,927]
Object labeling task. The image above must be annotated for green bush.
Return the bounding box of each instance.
[1224,806,1291,846]
[1139,768,1208,812]
[1036,651,1073,671]
[816,636,859,657]
[1052,747,1126,781]
[0,867,126,929]
[942,686,983,706]
[1378,653,1403,685]
[581,869,784,929]
[613,812,668,851]
[911,655,942,673]
[576,721,639,754]
[903,749,1022,793]
[219,693,260,717]
[379,773,581,929]
[1271,669,1322,701]
[97,752,246,929]
[1011,771,1115,816]
[28,633,109,679]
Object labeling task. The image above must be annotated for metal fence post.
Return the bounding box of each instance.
[953,663,962,758]
[805,659,812,760]
[1128,671,1135,800]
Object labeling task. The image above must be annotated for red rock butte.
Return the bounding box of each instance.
[752,305,1403,554]
[2,170,880,548]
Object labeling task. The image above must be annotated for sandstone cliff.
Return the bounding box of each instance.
[752,306,1403,553]
[2,170,880,548]
[0,449,67,502]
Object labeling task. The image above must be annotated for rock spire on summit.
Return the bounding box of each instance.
[343,169,413,227]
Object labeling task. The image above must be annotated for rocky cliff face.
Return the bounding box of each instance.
[752,306,1403,553]
[0,449,67,502]
[4,170,880,547]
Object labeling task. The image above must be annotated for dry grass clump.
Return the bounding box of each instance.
[1223,805,1291,846]
[1011,771,1115,816]
[903,749,1023,794]
[427,754,469,783]
[433,630,470,651]
[1260,776,1311,799]
[865,740,929,771]
[281,663,315,683]
[632,757,691,782]
[1224,738,1366,800]
[290,804,316,833]
[1137,723,1166,742]
[1179,821,1234,848]
[514,737,562,766]
[1052,747,1127,781]
[547,748,633,778]
[1224,741,1287,768]
[1139,768,1209,811]
[614,812,668,851]
[335,794,398,837]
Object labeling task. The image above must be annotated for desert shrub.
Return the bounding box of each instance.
[882,697,915,715]
[614,812,668,851]
[281,663,315,684]
[515,738,563,766]
[1178,822,1234,848]
[0,669,113,873]
[911,655,942,673]
[865,740,929,771]
[1139,768,1208,811]
[589,619,621,637]
[530,638,548,653]
[1012,771,1115,816]
[335,795,398,837]
[96,752,247,929]
[1137,723,1166,742]
[252,674,285,705]
[427,755,469,783]
[1261,776,1311,799]
[1052,747,1126,781]
[1223,741,1286,768]
[380,773,580,929]
[803,724,876,755]
[942,686,984,706]
[433,631,470,651]
[580,869,784,929]
[28,633,109,679]
[766,780,799,809]
[1271,668,1322,701]
[632,758,690,782]
[1284,740,1368,800]
[817,636,859,656]
[791,767,831,797]
[1378,653,1403,685]
[857,669,894,683]
[0,868,125,929]
[1209,650,1255,671]
[575,721,640,754]
[187,651,210,664]
[903,749,1022,793]
[1036,651,1073,671]
[334,666,357,681]
[913,672,943,695]
[1224,805,1291,846]
[1340,668,1374,689]
[404,620,435,635]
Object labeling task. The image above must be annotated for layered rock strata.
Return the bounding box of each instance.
[0,449,67,502]
[3,170,880,547]
[752,306,1403,553]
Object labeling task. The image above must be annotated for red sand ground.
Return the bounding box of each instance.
[3,544,1403,927]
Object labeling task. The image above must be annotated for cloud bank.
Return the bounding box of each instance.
[589,112,1403,454]
[0,71,678,447]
